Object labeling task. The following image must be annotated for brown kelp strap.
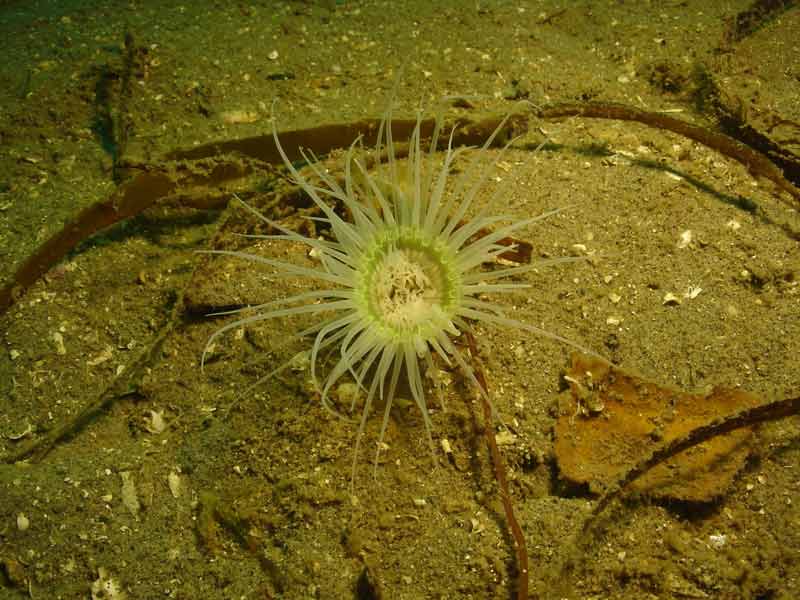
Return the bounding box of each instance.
[3,103,796,316]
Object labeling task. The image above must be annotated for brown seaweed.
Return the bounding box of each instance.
[466,331,530,600]
[4,100,797,317]
[532,102,800,204]
[0,114,522,316]
[721,0,798,44]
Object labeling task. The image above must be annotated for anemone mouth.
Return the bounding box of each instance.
[357,225,460,345]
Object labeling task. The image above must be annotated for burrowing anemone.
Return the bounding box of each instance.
[203,101,585,482]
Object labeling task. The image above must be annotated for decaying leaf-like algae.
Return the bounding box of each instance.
[556,353,764,503]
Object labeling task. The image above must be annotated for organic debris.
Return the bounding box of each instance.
[554,353,764,502]
[465,331,529,600]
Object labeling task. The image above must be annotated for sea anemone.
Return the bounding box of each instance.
[203,102,585,482]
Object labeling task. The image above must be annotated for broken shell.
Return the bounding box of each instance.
[469,517,485,534]
[7,423,33,440]
[726,219,741,231]
[145,410,166,434]
[120,471,141,516]
[440,438,453,454]
[708,533,727,549]
[662,292,682,306]
[16,513,29,531]
[220,110,259,124]
[51,331,66,355]
[91,567,127,600]
[684,286,702,299]
[87,346,113,367]
[168,471,182,499]
[495,430,517,446]
[289,350,310,372]
[677,230,692,249]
